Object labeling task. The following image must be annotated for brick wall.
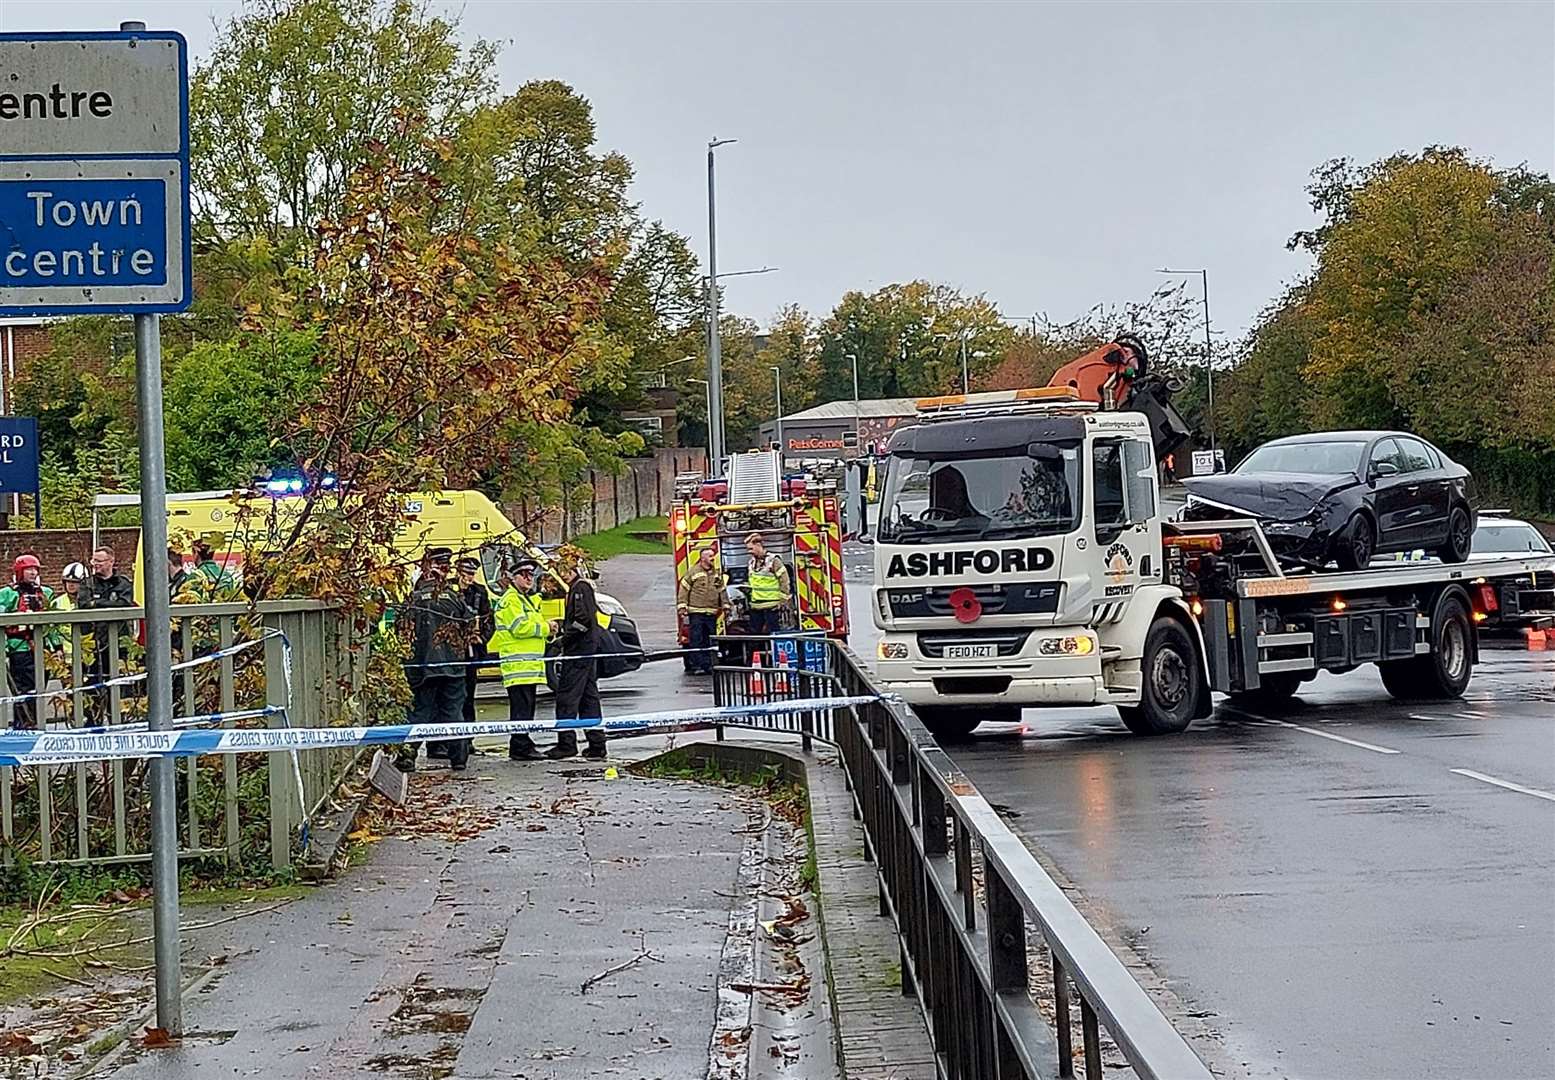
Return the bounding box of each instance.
[0,320,115,411]
[0,526,139,582]
[507,447,706,545]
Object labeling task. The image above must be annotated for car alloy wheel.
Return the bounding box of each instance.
[1444,508,1472,563]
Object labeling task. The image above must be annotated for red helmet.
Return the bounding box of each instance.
[13,554,40,578]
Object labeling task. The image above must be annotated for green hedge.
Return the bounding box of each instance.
[1451,446,1555,518]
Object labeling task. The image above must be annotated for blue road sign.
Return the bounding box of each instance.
[0,30,190,316]
[0,417,41,495]
[0,179,170,287]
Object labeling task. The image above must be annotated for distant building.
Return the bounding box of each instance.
[758,398,918,459]
[622,384,681,447]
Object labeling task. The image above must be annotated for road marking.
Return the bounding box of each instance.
[1449,769,1555,803]
[1237,710,1402,754]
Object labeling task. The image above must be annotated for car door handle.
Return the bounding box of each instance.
[1406,485,1420,494]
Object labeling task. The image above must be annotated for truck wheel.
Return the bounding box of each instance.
[1118,617,1201,735]
[1378,594,1473,701]
[912,706,993,742]
[1333,513,1375,571]
[1229,671,1303,704]
[1437,506,1472,564]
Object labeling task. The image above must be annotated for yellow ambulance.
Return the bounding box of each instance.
[91,488,644,674]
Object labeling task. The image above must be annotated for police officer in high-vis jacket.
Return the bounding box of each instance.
[488,558,550,761]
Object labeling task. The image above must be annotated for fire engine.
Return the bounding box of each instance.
[670,450,849,646]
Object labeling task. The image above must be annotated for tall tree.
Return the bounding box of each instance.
[813,282,1014,402]
[1296,147,1502,428]
[244,139,609,603]
[190,0,496,241]
[1217,289,1318,457]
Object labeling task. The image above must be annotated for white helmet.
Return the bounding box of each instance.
[62,562,88,582]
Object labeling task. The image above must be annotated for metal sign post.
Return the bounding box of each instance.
[135,307,180,1033]
[1,21,192,1035]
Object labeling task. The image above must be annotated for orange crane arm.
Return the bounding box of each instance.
[1045,335,1147,409]
[1046,333,1193,461]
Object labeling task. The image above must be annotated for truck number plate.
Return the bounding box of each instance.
[943,644,997,660]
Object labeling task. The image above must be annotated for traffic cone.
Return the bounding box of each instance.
[1527,628,1549,652]
[773,654,792,694]
[749,651,767,698]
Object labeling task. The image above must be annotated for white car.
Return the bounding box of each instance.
[1469,516,1554,631]
[1468,517,1553,559]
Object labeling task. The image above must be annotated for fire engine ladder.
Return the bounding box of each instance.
[727,450,781,504]
[720,451,787,571]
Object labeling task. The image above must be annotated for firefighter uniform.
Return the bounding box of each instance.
[488,575,549,760]
[677,563,724,675]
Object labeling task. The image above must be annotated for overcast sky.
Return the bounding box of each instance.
[6,1,1552,336]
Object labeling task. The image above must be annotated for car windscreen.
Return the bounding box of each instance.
[1237,440,1366,475]
[1471,524,1553,554]
[877,447,1082,544]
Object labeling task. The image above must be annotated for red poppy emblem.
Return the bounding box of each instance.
[948,587,982,624]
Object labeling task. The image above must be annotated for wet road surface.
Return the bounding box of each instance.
[843,557,1555,1079]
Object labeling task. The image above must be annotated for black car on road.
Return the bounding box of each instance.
[1181,431,1475,571]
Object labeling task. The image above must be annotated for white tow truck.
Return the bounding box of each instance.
[870,388,1555,739]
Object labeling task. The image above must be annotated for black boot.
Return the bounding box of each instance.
[544,737,579,760]
[509,735,543,761]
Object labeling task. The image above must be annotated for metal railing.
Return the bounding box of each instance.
[716,633,1213,1080]
[711,631,838,749]
[0,600,368,871]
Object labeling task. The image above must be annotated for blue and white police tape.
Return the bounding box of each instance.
[0,696,879,767]
[397,645,719,669]
[0,705,287,743]
[0,630,284,707]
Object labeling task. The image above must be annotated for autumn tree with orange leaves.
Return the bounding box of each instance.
[235,135,610,608]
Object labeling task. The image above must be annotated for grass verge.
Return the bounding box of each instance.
[0,907,143,1003]
[573,515,670,558]
[0,880,309,1005]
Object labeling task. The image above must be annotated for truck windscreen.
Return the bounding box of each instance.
[877,447,1082,543]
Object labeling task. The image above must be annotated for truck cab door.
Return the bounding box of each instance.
[1088,437,1161,615]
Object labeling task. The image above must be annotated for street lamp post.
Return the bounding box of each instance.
[771,365,784,458]
[846,352,860,442]
[706,137,736,472]
[959,328,973,394]
[1158,267,1216,454]
[688,378,712,464]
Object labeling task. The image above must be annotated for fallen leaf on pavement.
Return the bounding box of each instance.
[139,1027,178,1049]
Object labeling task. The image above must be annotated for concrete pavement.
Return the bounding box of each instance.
[97,747,774,1080]
[84,552,873,1080]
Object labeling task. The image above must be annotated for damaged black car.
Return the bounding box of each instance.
[1180,432,1475,571]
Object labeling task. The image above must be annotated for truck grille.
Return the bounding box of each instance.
[886,583,1060,619]
[917,630,1032,658]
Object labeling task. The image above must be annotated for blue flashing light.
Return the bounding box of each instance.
[264,480,291,495]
